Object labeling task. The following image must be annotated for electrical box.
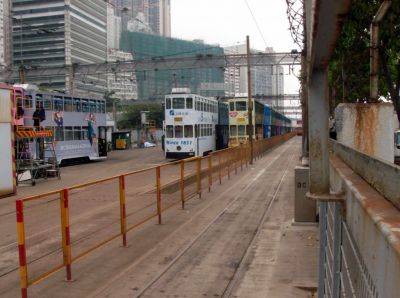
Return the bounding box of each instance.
[294,166,316,222]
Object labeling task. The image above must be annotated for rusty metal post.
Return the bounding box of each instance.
[180,160,185,209]
[16,200,28,298]
[156,166,162,224]
[208,154,212,192]
[218,153,222,185]
[60,189,72,281]
[119,175,127,247]
[240,145,243,171]
[227,151,231,179]
[234,148,238,175]
[196,157,201,198]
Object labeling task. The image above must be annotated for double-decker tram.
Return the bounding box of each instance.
[12,85,108,164]
[228,97,264,147]
[164,88,218,158]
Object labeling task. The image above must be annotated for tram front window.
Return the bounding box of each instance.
[184,125,193,138]
[230,125,237,136]
[166,125,173,138]
[175,125,183,138]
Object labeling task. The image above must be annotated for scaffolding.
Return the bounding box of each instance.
[15,129,60,186]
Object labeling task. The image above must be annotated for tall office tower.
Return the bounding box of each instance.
[149,0,170,37]
[107,3,122,49]
[224,44,275,98]
[0,0,12,70]
[116,0,150,32]
[12,0,108,97]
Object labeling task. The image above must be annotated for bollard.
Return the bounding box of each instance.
[16,200,28,298]
[240,145,243,171]
[234,148,238,175]
[119,175,127,247]
[180,160,185,209]
[60,189,72,281]
[156,166,162,224]
[196,157,202,198]
[208,154,212,192]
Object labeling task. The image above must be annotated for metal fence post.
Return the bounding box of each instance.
[60,189,72,281]
[208,154,212,192]
[218,153,222,185]
[156,166,162,224]
[227,151,231,179]
[180,160,185,209]
[332,203,342,298]
[16,199,28,298]
[318,202,328,298]
[196,157,202,198]
[119,175,127,247]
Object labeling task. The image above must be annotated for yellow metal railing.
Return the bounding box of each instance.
[15,132,296,297]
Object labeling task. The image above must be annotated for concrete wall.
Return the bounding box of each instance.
[335,103,395,163]
[330,155,400,298]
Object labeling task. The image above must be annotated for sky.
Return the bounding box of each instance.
[170,0,301,93]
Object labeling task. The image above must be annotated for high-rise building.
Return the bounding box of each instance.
[0,0,12,70]
[107,49,137,100]
[223,45,283,100]
[115,0,170,37]
[121,31,225,100]
[107,3,122,49]
[11,0,108,97]
[149,0,170,37]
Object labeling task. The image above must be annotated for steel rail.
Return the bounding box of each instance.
[133,139,293,298]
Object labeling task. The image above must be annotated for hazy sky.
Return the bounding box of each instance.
[170,0,300,93]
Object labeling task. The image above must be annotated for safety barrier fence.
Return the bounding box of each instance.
[15,132,296,297]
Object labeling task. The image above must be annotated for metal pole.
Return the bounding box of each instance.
[246,36,254,164]
[60,189,72,281]
[308,69,329,194]
[119,175,127,247]
[156,167,162,224]
[180,160,185,209]
[16,200,28,298]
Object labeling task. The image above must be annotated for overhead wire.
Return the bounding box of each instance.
[243,0,268,48]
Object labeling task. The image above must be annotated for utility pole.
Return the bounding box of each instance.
[246,35,253,164]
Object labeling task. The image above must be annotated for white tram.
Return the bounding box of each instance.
[164,88,218,158]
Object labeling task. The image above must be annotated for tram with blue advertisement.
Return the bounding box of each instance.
[164,88,219,158]
[228,97,292,147]
[11,85,108,164]
[228,97,265,147]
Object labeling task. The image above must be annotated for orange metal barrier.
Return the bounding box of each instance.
[15,132,296,297]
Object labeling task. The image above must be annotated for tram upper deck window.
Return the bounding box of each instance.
[42,94,52,110]
[100,101,106,113]
[195,100,200,111]
[82,99,89,112]
[236,101,247,111]
[54,96,63,111]
[166,98,171,109]
[173,97,185,109]
[64,97,73,112]
[186,97,193,109]
[73,98,81,112]
[166,125,173,138]
[89,100,96,113]
[229,102,235,111]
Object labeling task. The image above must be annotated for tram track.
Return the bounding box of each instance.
[128,141,295,298]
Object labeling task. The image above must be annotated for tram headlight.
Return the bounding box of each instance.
[177,146,182,151]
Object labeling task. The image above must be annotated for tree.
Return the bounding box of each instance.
[117,103,164,130]
[328,0,400,124]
